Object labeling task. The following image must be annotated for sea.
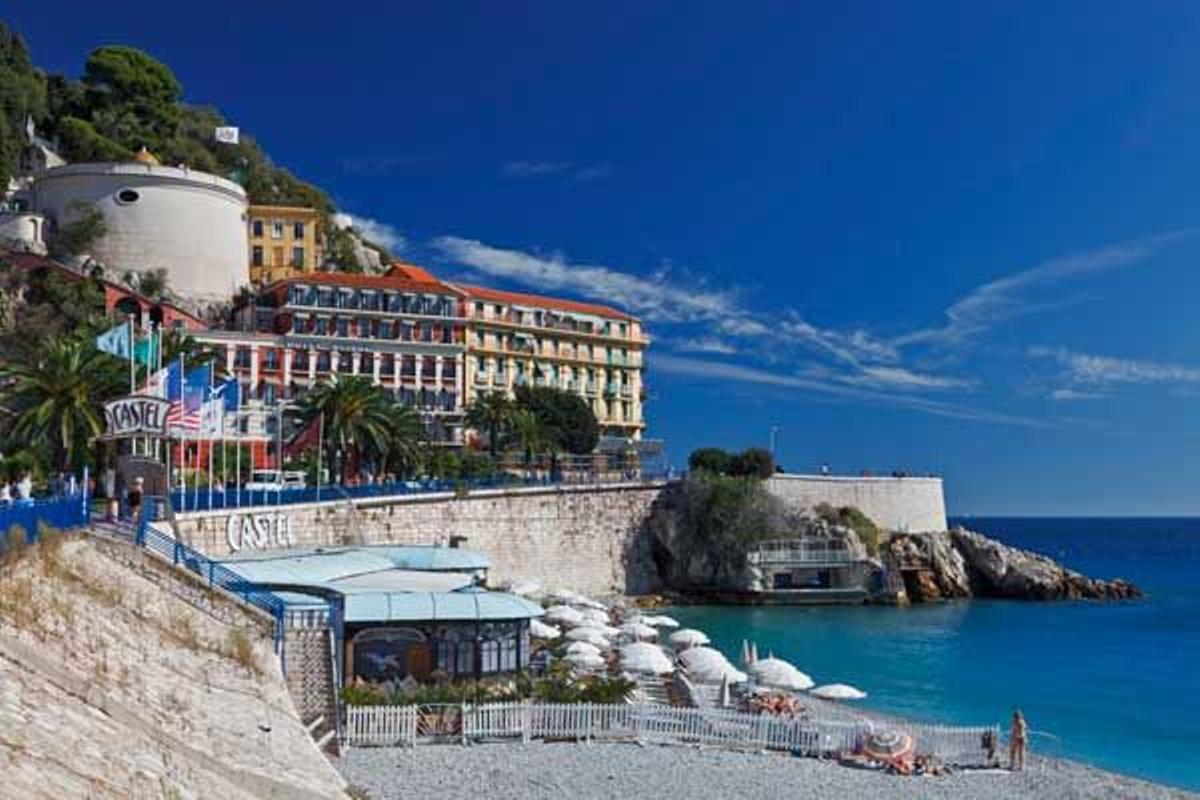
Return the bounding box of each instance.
[665,517,1200,791]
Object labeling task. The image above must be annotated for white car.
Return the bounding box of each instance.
[244,470,307,492]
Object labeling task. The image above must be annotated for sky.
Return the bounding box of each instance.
[11,2,1200,514]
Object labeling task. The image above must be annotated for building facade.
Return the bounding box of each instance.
[458,284,648,441]
[247,205,321,285]
[28,153,250,300]
[192,266,467,445]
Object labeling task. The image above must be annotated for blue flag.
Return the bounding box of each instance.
[95,322,132,360]
[167,361,211,413]
[206,377,240,411]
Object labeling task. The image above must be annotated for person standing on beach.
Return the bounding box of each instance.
[1010,709,1028,771]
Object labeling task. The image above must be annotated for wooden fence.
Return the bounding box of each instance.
[344,703,999,767]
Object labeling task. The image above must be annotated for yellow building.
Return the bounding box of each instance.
[458,283,649,441]
[247,205,321,285]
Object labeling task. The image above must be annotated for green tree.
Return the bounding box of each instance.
[0,265,107,361]
[0,23,47,188]
[0,337,127,471]
[379,402,424,479]
[81,45,181,154]
[688,447,732,475]
[513,385,599,455]
[296,377,394,483]
[729,447,776,479]
[465,391,513,457]
[508,408,547,466]
[54,116,132,162]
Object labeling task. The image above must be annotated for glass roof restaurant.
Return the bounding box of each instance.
[217,545,544,686]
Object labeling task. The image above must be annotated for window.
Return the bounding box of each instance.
[272,246,284,266]
[251,246,263,267]
[271,220,284,239]
[115,188,140,204]
[336,317,349,337]
[291,247,305,267]
[252,219,263,237]
[475,302,484,315]
[293,221,305,239]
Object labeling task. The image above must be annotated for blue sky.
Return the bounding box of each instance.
[12,2,1200,514]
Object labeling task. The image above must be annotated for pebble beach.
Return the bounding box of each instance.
[338,742,1199,800]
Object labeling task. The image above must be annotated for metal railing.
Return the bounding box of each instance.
[748,539,868,566]
[343,702,999,766]
[0,493,92,540]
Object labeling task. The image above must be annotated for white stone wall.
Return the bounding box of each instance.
[766,474,948,532]
[166,482,670,596]
[32,163,249,300]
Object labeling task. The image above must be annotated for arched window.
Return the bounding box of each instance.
[351,627,427,683]
[115,188,141,204]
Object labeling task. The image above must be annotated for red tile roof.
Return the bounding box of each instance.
[262,268,464,297]
[456,284,635,321]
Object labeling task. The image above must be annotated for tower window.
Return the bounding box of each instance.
[115,188,140,204]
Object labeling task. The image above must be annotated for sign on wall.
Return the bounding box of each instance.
[103,396,171,438]
[226,512,295,552]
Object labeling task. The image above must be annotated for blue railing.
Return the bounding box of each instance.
[136,506,288,660]
[0,494,91,542]
[163,469,672,515]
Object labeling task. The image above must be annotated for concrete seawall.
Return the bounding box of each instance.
[766,474,947,533]
[166,482,670,596]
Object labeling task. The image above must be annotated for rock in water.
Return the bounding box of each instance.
[888,528,1142,601]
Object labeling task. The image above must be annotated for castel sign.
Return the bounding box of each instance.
[226,512,296,552]
[103,396,171,438]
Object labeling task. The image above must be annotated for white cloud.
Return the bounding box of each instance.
[781,316,899,365]
[432,236,736,323]
[654,354,1050,428]
[897,230,1193,347]
[673,336,739,355]
[332,212,407,253]
[1051,388,1107,401]
[1030,346,1200,385]
[500,161,573,178]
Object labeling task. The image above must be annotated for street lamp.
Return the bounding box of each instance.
[769,426,780,457]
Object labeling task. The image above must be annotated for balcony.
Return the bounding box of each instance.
[474,372,488,385]
[604,382,619,396]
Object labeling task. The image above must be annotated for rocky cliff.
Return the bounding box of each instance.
[884,527,1141,602]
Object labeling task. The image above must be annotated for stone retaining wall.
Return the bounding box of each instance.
[164,482,671,596]
[766,474,948,533]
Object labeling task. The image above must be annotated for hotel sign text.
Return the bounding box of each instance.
[226,512,296,552]
[104,396,170,438]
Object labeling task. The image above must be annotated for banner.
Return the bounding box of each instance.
[214,126,240,144]
[95,322,132,360]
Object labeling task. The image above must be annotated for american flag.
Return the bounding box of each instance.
[160,361,209,433]
[166,400,201,431]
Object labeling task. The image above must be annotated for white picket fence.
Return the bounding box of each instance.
[344,703,999,766]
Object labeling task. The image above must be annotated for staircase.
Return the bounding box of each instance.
[283,626,342,755]
[631,672,673,706]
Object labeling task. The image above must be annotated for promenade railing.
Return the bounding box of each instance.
[135,504,289,662]
[0,494,92,545]
[343,702,1000,767]
[164,469,673,516]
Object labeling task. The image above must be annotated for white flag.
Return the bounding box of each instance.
[214,126,240,144]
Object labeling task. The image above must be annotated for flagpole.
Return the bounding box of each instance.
[235,376,242,509]
[207,364,214,509]
[127,315,135,395]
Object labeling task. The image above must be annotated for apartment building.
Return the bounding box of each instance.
[247,205,321,285]
[458,284,648,441]
[193,265,467,444]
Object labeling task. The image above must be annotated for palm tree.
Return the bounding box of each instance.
[465,391,512,458]
[508,408,546,468]
[0,337,127,471]
[380,402,424,479]
[296,376,394,484]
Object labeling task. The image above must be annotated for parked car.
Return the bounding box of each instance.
[244,470,307,492]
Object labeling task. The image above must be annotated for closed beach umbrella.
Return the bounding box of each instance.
[643,615,680,629]
[668,628,711,649]
[530,619,561,640]
[619,642,674,674]
[565,627,611,648]
[567,641,603,657]
[811,683,867,700]
[620,622,658,641]
[544,605,585,625]
[750,657,814,691]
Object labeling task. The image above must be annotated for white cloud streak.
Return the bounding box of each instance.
[654,354,1051,428]
[333,212,407,253]
[1030,346,1200,386]
[897,230,1193,347]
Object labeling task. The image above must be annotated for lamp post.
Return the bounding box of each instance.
[769,426,780,457]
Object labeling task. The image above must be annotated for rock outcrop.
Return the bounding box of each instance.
[884,528,1141,602]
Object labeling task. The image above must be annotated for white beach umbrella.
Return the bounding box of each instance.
[548,589,582,604]
[668,628,711,649]
[811,683,867,700]
[571,622,621,639]
[564,628,611,648]
[509,579,542,597]
[642,615,680,629]
[580,608,611,624]
[565,651,606,669]
[678,646,748,683]
[620,621,658,641]
[544,605,585,625]
[619,642,674,674]
[530,619,561,640]
[566,641,603,657]
[750,657,815,691]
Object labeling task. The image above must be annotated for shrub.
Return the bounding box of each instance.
[814,503,883,555]
[688,447,731,476]
[687,447,776,480]
[227,628,259,674]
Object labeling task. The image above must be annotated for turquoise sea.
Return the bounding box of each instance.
[666,518,1200,790]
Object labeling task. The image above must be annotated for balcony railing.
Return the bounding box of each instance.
[747,539,867,566]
